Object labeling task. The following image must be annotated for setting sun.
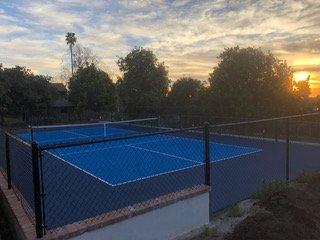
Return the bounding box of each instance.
[293,71,310,82]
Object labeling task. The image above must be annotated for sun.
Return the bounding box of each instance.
[293,71,310,82]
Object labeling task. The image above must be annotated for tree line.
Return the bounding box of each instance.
[0,46,315,126]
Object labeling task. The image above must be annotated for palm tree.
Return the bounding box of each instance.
[65,32,77,75]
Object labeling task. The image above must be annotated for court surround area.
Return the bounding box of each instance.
[1,114,320,238]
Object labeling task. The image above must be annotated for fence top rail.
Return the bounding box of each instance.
[5,131,31,147]
[30,117,159,130]
[209,112,320,128]
[40,125,204,150]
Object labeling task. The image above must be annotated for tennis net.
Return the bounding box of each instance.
[26,117,160,145]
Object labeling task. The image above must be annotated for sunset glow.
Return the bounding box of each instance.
[294,72,310,82]
[0,1,319,95]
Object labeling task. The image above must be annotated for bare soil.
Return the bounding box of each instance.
[189,172,320,240]
[226,173,320,240]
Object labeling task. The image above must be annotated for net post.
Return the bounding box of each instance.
[274,119,278,142]
[32,141,44,238]
[103,123,107,137]
[30,125,34,142]
[5,133,11,189]
[204,122,211,186]
[285,118,290,183]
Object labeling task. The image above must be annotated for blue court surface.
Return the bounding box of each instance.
[49,135,261,186]
[19,126,136,145]
[12,123,320,230]
[19,126,261,186]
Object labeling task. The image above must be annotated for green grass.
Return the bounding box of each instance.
[252,180,286,201]
[227,205,242,217]
[199,226,217,238]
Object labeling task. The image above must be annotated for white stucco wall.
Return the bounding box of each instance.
[72,192,209,240]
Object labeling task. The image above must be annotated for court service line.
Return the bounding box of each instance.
[56,137,176,156]
[45,147,205,188]
[111,162,205,187]
[44,150,115,186]
[62,130,90,138]
[211,149,263,163]
[166,134,259,152]
[128,145,201,164]
[37,130,133,145]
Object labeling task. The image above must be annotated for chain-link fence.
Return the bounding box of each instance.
[40,127,207,232]
[0,129,6,177]
[1,113,320,237]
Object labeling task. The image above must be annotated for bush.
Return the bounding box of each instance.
[227,205,242,217]
[252,180,286,201]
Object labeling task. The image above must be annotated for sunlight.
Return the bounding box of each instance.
[293,71,310,82]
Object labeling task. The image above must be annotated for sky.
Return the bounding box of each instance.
[0,0,320,95]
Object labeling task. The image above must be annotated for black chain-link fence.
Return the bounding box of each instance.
[1,113,320,237]
[40,127,207,231]
[0,129,6,177]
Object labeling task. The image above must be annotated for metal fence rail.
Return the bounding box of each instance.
[0,112,320,237]
[39,126,209,232]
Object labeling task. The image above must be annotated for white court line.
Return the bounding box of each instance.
[44,150,115,186]
[46,133,263,187]
[45,146,205,187]
[128,145,201,164]
[37,129,130,145]
[165,134,260,152]
[63,130,90,138]
[57,137,174,156]
[211,149,263,163]
[111,162,205,186]
[57,134,261,157]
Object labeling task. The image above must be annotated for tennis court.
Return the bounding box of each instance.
[4,115,320,232]
[18,120,260,186]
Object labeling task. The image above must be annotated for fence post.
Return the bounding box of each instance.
[32,142,43,238]
[204,122,211,186]
[285,118,290,183]
[5,133,11,189]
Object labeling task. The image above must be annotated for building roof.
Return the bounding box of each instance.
[51,98,73,108]
[53,83,68,93]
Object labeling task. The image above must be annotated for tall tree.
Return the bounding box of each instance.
[117,47,169,117]
[1,66,58,119]
[73,44,99,70]
[69,64,116,113]
[65,32,77,75]
[0,65,10,124]
[208,46,296,117]
[58,44,99,85]
[167,77,205,114]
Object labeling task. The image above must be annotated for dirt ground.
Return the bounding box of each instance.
[227,172,320,240]
[189,172,320,240]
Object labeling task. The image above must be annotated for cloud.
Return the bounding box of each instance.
[0,0,319,87]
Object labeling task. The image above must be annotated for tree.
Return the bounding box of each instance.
[58,44,99,86]
[0,65,11,124]
[69,64,116,113]
[1,66,58,121]
[117,47,169,117]
[293,75,310,99]
[65,32,77,75]
[167,77,205,114]
[208,46,296,117]
[73,44,99,70]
